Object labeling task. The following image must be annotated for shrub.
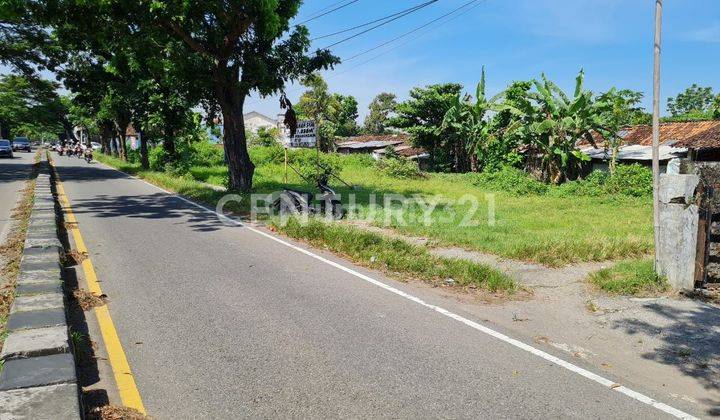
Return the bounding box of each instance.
[604,164,653,197]
[551,170,609,197]
[186,141,224,167]
[376,157,424,179]
[250,144,286,165]
[550,165,652,198]
[149,145,168,171]
[467,166,548,196]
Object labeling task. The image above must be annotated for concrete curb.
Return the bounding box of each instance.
[0,154,82,419]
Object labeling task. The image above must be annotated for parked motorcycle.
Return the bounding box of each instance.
[272,165,346,220]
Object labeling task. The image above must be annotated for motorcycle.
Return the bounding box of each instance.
[84,148,93,163]
[58,147,65,156]
[272,165,346,220]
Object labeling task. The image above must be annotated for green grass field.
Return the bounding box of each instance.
[97,151,653,267]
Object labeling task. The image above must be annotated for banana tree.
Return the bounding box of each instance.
[525,70,607,184]
[443,67,520,172]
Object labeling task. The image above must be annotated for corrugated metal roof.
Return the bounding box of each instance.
[622,121,720,149]
[342,134,409,143]
[580,145,687,161]
[337,140,405,149]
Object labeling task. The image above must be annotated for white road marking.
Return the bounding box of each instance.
[90,161,698,419]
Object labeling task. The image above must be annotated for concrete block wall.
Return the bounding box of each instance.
[0,154,81,419]
[657,173,700,291]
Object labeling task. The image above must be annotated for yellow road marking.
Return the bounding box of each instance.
[50,158,146,414]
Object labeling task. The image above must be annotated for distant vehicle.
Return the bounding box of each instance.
[90,142,102,151]
[12,137,31,152]
[0,140,14,158]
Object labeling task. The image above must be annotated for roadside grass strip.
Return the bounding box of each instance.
[273,218,516,292]
[589,258,670,296]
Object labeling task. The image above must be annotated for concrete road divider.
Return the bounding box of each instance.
[0,155,81,419]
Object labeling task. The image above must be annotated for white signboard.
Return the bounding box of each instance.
[287,120,316,148]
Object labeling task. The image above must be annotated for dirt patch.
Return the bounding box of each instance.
[73,288,108,310]
[64,221,78,230]
[86,405,151,420]
[63,249,89,266]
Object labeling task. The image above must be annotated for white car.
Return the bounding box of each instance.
[90,142,102,151]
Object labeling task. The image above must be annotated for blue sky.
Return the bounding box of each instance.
[247,0,720,120]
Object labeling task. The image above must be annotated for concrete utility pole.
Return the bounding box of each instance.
[652,0,663,271]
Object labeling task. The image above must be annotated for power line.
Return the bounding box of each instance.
[301,0,349,18]
[335,0,487,78]
[245,0,489,109]
[312,1,438,41]
[341,0,486,62]
[295,0,361,26]
[321,0,439,49]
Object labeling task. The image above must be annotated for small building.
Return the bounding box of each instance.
[336,134,408,154]
[336,134,429,167]
[580,121,720,172]
[244,111,282,134]
[126,125,139,150]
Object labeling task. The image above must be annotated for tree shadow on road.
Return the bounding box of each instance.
[0,156,34,182]
[611,300,720,416]
[54,160,132,182]
[70,193,232,232]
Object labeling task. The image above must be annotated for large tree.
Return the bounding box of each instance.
[0,74,70,140]
[295,73,360,149]
[363,92,397,135]
[0,1,51,76]
[667,84,716,118]
[391,83,462,170]
[138,1,338,191]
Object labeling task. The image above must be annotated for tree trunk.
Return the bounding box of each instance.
[470,154,479,172]
[62,120,78,143]
[214,66,254,192]
[163,123,176,159]
[139,129,149,169]
[115,116,129,161]
[100,123,112,154]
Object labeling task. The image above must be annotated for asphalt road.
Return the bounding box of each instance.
[52,154,686,419]
[0,151,34,245]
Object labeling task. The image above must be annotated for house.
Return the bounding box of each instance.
[579,121,720,172]
[336,134,407,154]
[126,125,140,150]
[244,111,282,134]
[336,134,430,167]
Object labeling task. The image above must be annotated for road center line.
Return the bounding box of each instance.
[101,161,696,419]
[51,158,146,414]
